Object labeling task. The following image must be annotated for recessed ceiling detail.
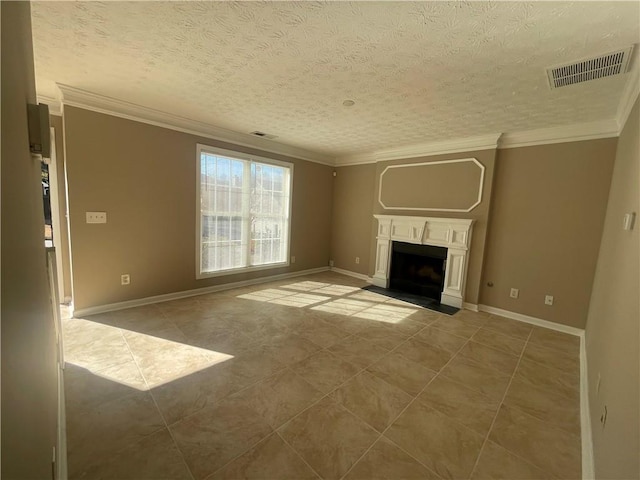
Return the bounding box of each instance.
[547,47,634,89]
[30,2,639,157]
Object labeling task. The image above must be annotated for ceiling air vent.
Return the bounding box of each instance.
[250,131,278,140]
[547,46,633,89]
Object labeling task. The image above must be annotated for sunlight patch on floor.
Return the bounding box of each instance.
[237,288,296,301]
[236,283,419,324]
[310,285,362,296]
[277,281,330,291]
[269,293,331,307]
[63,317,233,391]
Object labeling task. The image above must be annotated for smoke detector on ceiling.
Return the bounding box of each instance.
[250,131,278,140]
[547,46,634,89]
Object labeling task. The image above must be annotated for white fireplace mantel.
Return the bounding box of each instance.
[373,215,474,308]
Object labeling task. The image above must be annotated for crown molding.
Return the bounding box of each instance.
[616,50,640,131]
[37,94,62,116]
[53,83,627,167]
[55,84,334,166]
[498,119,619,149]
[335,133,501,166]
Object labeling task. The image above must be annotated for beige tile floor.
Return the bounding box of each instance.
[63,272,582,480]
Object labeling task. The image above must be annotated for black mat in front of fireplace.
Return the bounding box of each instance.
[362,284,459,316]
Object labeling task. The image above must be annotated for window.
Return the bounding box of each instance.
[196,145,292,278]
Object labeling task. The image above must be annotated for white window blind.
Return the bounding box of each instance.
[197,146,292,277]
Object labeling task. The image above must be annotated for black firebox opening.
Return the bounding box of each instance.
[389,241,447,302]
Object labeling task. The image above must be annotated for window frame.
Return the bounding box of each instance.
[195,144,294,279]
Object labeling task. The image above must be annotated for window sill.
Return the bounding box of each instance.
[196,261,290,280]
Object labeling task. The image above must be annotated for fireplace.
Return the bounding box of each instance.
[389,242,447,301]
[372,215,474,308]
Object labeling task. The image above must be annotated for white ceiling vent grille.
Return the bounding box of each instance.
[547,46,633,89]
[250,131,278,140]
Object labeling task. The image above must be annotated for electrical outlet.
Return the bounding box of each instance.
[355,257,360,264]
[600,405,608,428]
[291,255,296,264]
[121,274,130,285]
[329,260,334,267]
[510,288,519,299]
[545,295,554,306]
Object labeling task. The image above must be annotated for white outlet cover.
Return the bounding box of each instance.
[510,288,519,299]
[545,295,554,305]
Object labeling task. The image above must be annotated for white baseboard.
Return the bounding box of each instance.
[477,304,584,337]
[330,266,373,282]
[73,266,330,317]
[462,302,479,312]
[478,303,593,480]
[580,332,595,480]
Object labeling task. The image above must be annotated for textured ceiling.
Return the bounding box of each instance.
[31,1,639,157]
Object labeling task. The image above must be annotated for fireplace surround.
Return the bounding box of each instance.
[373,215,474,308]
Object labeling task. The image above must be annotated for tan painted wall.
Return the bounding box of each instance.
[1,2,60,478]
[50,114,73,300]
[372,150,498,305]
[480,138,617,328]
[585,99,639,479]
[331,164,376,275]
[379,159,483,211]
[63,107,333,310]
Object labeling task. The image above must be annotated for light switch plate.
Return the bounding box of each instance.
[86,212,107,224]
[623,212,636,231]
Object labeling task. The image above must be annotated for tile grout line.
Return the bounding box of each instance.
[66,325,138,384]
[74,276,577,479]
[205,317,437,479]
[338,318,486,480]
[162,361,291,429]
[154,294,358,431]
[436,324,532,401]
[274,431,324,480]
[67,277,397,477]
[160,312,358,431]
[467,328,534,479]
[184,322,383,479]
[169,307,553,478]
[345,312,538,477]
[68,320,186,475]
[64,328,170,475]
[472,328,583,476]
[86,284,494,478]
[201,335,373,478]
[121,332,197,480]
